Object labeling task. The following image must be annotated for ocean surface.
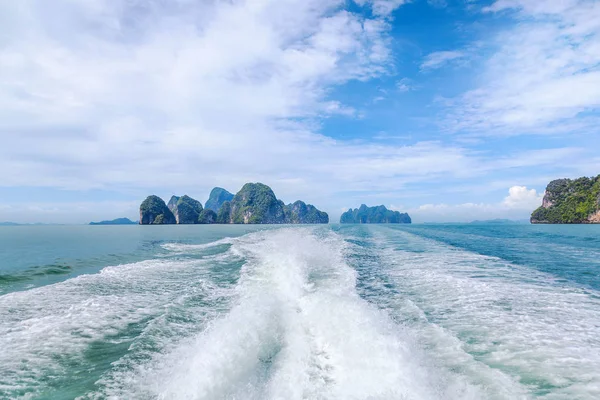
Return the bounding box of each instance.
[1,224,599,399]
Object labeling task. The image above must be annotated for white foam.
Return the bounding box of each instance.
[366,227,600,400]
[102,228,488,400]
[0,249,239,397]
[8,226,594,399]
[160,237,235,253]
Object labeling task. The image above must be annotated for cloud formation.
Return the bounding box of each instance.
[420,50,467,70]
[404,185,543,222]
[0,0,410,197]
[0,0,594,223]
[502,186,544,209]
[447,0,600,135]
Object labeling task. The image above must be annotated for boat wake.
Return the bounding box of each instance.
[4,226,598,399]
[94,228,484,399]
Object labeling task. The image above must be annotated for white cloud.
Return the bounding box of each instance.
[0,0,592,223]
[396,77,415,92]
[502,186,543,209]
[420,50,466,70]
[404,185,543,222]
[446,0,600,135]
[354,0,408,16]
[0,0,415,199]
[482,0,579,14]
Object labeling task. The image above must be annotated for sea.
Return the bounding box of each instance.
[0,223,599,400]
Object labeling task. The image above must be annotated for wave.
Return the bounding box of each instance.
[0,244,241,398]
[365,227,600,400]
[0,264,73,286]
[5,226,599,399]
[89,227,488,400]
[160,237,235,253]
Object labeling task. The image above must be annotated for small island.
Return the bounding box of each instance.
[139,182,329,225]
[340,204,411,224]
[531,175,600,224]
[89,218,137,225]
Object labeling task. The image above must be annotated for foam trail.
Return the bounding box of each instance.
[160,237,235,253]
[0,242,239,398]
[113,228,487,400]
[366,227,600,400]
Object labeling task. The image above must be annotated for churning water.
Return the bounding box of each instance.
[0,224,599,399]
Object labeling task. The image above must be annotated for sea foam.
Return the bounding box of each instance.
[103,228,487,400]
[368,227,600,400]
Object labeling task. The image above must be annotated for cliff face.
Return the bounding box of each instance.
[340,204,411,224]
[228,183,286,224]
[205,188,234,212]
[167,196,180,213]
[284,200,329,224]
[168,195,203,224]
[140,196,176,225]
[531,175,600,224]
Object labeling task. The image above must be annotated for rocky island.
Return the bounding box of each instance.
[167,195,204,224]
[204,188,234,212]
[139,183,328,225]
[139,195,176,225]
[340,204,411,224]
[531,175,600,224]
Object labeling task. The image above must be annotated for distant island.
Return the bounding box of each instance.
[204,187,234,212]
[531,175,600,224]
[89,218,137,225]
[139,182,329,225]
[340,204,411,224]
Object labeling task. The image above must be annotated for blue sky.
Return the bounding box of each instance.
[1,0,599,223]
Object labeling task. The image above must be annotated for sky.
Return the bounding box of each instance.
[0,0,599,224]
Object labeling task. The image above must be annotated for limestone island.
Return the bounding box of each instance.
[340,204,411,224]
[139,183,329,225]
[531,175,600,224]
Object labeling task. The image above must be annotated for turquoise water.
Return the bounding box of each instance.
[0,224,599,399]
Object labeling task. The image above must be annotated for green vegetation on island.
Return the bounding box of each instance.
[228,183,287,224]
[205,188,234,212]
[89,218,136,225]
[340,204,411,224]
[139,183,329,225]
[216,201,232,224]
[284,200,329,224]
[139,195,176,225]
[198,209,217,224]
[168,195,203,224]
[531,175,600,224]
